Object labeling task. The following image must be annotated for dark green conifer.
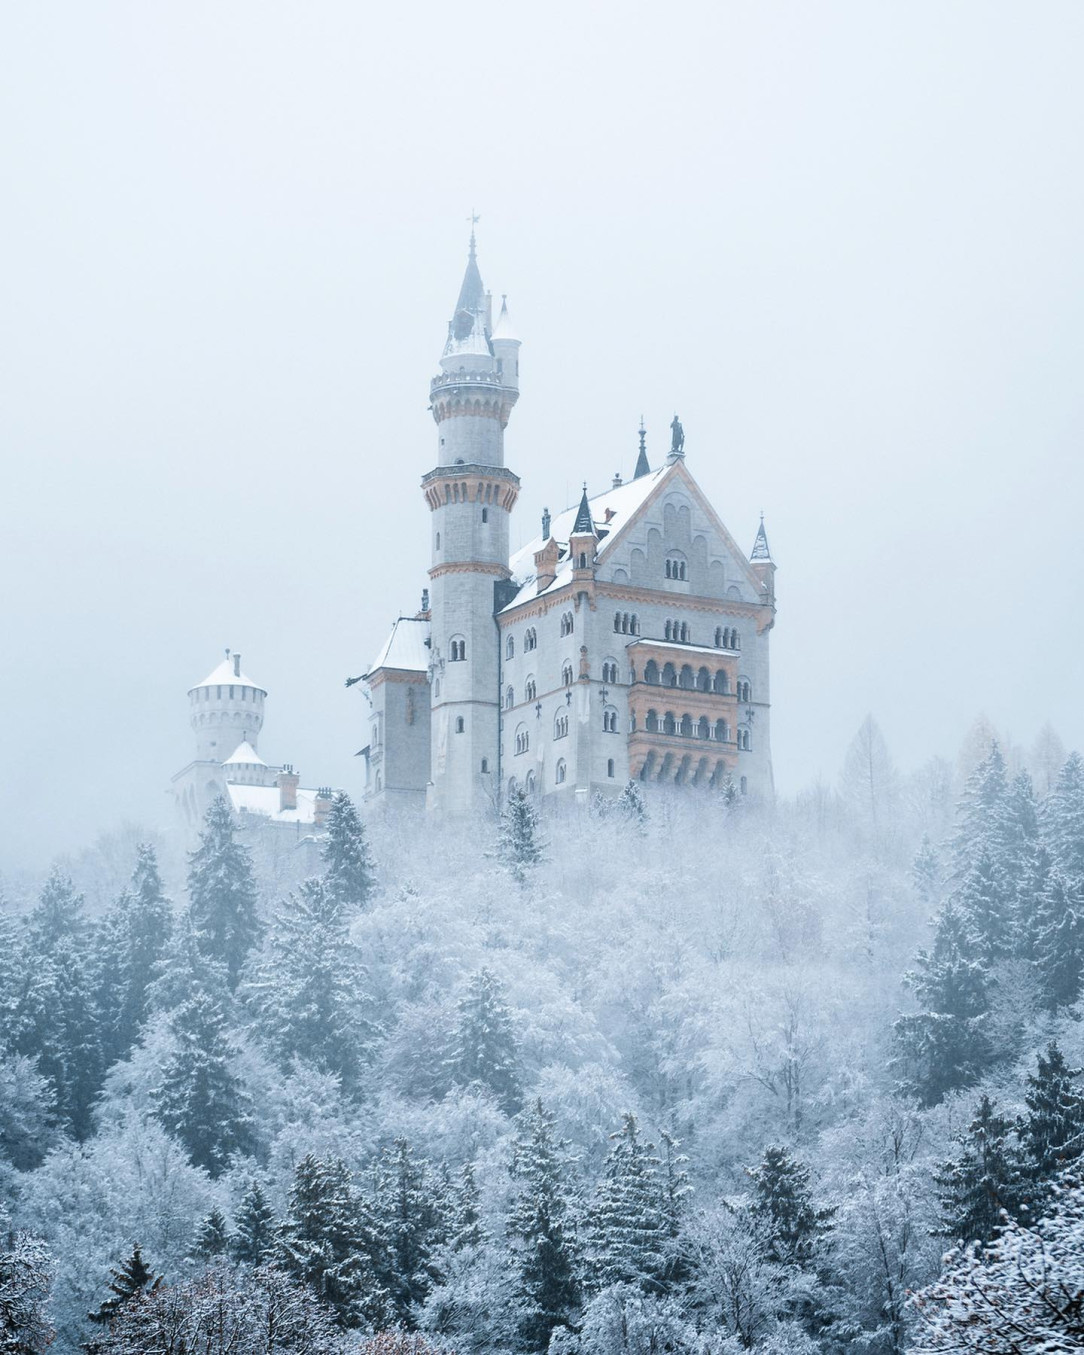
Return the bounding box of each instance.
[1021,1042,1084,1191]
[187,797,260,989]
[445,969,521,1114]
[231,1180,276,1265]
[747,1145,835,1268]
[1032,867,1084,1011]
[192,1207,230,1258]
[588,1113,668,1293]
[321,792,376,911]
[371,1139,445,1325]
[499,789,545,883]
[933,1094,1028,1244]
[85,1243,162,1348]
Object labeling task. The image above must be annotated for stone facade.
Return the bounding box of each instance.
[361,239,776,815]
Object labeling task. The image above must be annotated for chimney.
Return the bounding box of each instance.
[277,764,299,812]
[541,507,551,540]
[314,787,334,829]
[233,653,241,678]
[612,472,623,488]
[421,588,430,613]
[534,536,560,594]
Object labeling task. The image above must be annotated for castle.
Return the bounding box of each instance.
[360,233,777,815]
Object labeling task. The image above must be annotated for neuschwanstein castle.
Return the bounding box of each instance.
[360,233,777,815]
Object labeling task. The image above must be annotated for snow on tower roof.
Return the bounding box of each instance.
[366,616,430,677]
[492,295,519,342]
[750,516,773,562]
[503,466,668,610]
[190,656,266,693]
[223,740,266,766]
[226,783,322,825]
[571,485,596,536]
[455,231,486,316]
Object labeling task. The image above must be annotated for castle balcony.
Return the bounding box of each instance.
[430,369,515,393]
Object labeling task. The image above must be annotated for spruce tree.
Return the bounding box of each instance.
[371,1139,446,1325]
[747,1145,834,1268]
[507,1099,581,1350]
[912,834,942,909]
[933,1094,1028,1244]
[616,780,648,826]
[278,1154,387,1329]
[151,989,252,1177]
[27,867,84,947]
[499,789,545,883]
[231,1180,276,1265]
[445,969,521,1113]
[244,877,379,1095]
[1021,1042,1084,1191]
[187,797,260,989]
[449,1161,486,1252]
[1032,866,1084,1011]
[893,899,994,1106]
[1043,751,1084,886]
[952,742,1009,875]
[322,792,376,911]
[145,908,230,1016]
[85,1243,161,1346]
[587,1113,668,1293]
[954,851,1013,965]
[658,1130,691,1286]
[192,1207,230,1258]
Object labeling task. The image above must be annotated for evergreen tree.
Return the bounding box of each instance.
[243,878,378,1095]
[954,851,1013,965]
[445,969,521,1113]
[1043,751,1084,887]
[371,1139,446,1325]
[912,834,942,909]
[187,797,260,989]
[1021,1042,1084,1193]
[0,1214,53,1355]
[616,780,648,826]
[231,1180,276,1265]
[449,1161,486,1252]
[933,1094,1028,1244]
[893,899,995,1106]
[499,789,545,883]
[658,1130,691,1286]
[587,1113,668,1294]
[27,866,84,947]
[151,990,252,1177]
[747,1145,834,1268]
[192,1208,230,1258]
[85,1243,161,1349]
[278,1154,387,1329]
[1032,866,1084,1011]
[145,908,230,1016]
[952,742,1009,875]
[507,1099,581,1350]
[322,791,376,911]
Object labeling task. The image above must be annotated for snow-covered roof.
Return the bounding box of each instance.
[366,616,430,677]
[492,296,519,342]
[750,517,773,562]
[223,740,266,766]
[226,783,323,825]
[191,658,265,693]
[503,466,669,610]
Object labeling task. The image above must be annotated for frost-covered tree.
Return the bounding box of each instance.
[278,1154,387,1329]
[616,780,647,827]
[445,969,521,1114]
[0,1209,53,1355]
[96,844,173,1063]
[1031,866,1084,1011]
[1021,1042,1084,1196]
[507,1099,581,1350]
[0,1054,54,1172]
[322,792,376,911]
[244,878,378,1095]
[145,908,229,1016]
[448,1161,485,1253]
[952,742,1008,874]
[27,866,84,946]
[587,1113,667,1294]
[84,1243,162,1349]
[840,715,898,834]
[193,1208,230,1258]
[371,1139,446,1325]
[933,1095,1027,1244]
[151,990,252,1177]
[748,1146,834,1270]
[1044,751,1084,884]
[953,852,1013,966]
[187,797,260,989]
[912,835,942,909]
[232,1181,276,1266]
[893,899,994,1106]
[498,789,545,883]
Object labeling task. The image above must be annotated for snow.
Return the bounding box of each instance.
[366,616,430,676]
[503,466,669,610]
[222,740,266,766]
[191,659,266,693]
[225,783,323,824]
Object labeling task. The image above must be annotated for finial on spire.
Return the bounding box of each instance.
[634,418,651,479]
[467,209,480,258]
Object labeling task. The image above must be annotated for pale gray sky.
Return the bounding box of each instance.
[3,2,1082,867]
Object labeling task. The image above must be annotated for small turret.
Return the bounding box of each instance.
[188,649,267,762]
[491,295,521,391]
[749,514,776,602]
[569,485,598,578]
[634,418,650,478]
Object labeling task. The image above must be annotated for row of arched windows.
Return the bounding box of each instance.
[642,709,749,747]
[664,619,690,643]
[613,612,640,634]
[601,660,618,684]
[554,712,569,739]
[505,627,539,660]
[737,680,751,702]
[449,638,466,662]
[508,755,617,798]
[715,627,741,649]
[514,726,530,755]
[643,660,747,696]
[560,612,574,636]
[562,662,574,687]
[665,557,687,580]
[603,708,618,733]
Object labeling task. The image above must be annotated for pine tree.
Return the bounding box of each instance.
[587,1113,668,1293]
[145,908,230,1015]
[278,1154,387,1329]
[1043,751,1084,887]
[231,1180,276,1265]
[322,791,376,911]
[954,851,1013,965]
[449,1161,486,1252]
[933,1094,1028,1244]
[187,797,261,989]
[1032,866,1084,1011]
[912,834,942,909]
[658,1130,691,1286]
[1021,1042,1084,1194]
[243,877,379,1095]
[893,899,995,1106]
[85,1243,161,1348]
[192,1208,231,1258]
[27,867,84,947]
[507,1099,581,1350]
[150,990,252,1177]
[747,1145,834,1268]
[616,780,648,827]
[445,969,521,1113]
[499,789,545,883]
[952,742,1009,875]
[371,1139,446,1325]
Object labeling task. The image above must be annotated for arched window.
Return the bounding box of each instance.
[733,631,741,650]
[455,716,465,733]
[679,665,694,690]
[715,718,729,742]
[662,662,677,687]
[697,666,710,691]
[740,775,748,794]
[560,613,574,637]
[514,724,530,755]
[680,713,693,737]
[664,620,672,641]
[525,770,536,794]
[603,708,618,733]
[666,555,687,581]
[562,661,574,687]
[644,660,659,685]
[505,686,515,710]
[715,626,723,647]
[481,507,489,523]
[607,758,615,778]
[738,679,752,702]
[525,677,537,702]
[614,612,622,632]
[663,711,676,735]
[449,638,466,662]
[630,614,638,634]
[738,727,751,751]
[506,635,515,660]
[554,711,569,739]
[481,758,489,773]
[713,670,729,694]
[555,758,567,785]
[681,622,690,643]
[646,709,659,732]
[525,627,537,652]
[436,531,441,549]
[602,660,618,684]
[697,716,710,739]
[621,613,629,634]
[578,552,588,569]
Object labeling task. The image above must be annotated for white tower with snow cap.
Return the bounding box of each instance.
[188,649,267,763]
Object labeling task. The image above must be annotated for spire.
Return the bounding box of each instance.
[634,417,650,479]
[454,229,486,321]
[750,513,772,561]
[572,484,595,536]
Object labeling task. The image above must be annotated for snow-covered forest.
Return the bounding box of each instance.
[3,716,1084,1355]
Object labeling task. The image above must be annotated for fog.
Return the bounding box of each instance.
[3,1,1083,866]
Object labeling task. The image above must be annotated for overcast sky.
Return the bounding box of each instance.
[2,2,1082,869]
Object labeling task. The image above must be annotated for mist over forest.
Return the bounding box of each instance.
[3,712,1084,1354]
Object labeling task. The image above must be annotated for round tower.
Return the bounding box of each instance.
[424,232,521,814]
[188,650,267,763]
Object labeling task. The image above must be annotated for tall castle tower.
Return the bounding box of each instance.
[422,231,521,813]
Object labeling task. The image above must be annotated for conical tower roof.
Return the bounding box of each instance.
[750,515,773,561]
[455,230,485,317]
[634,418,650,479]
[571,485,596,536]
